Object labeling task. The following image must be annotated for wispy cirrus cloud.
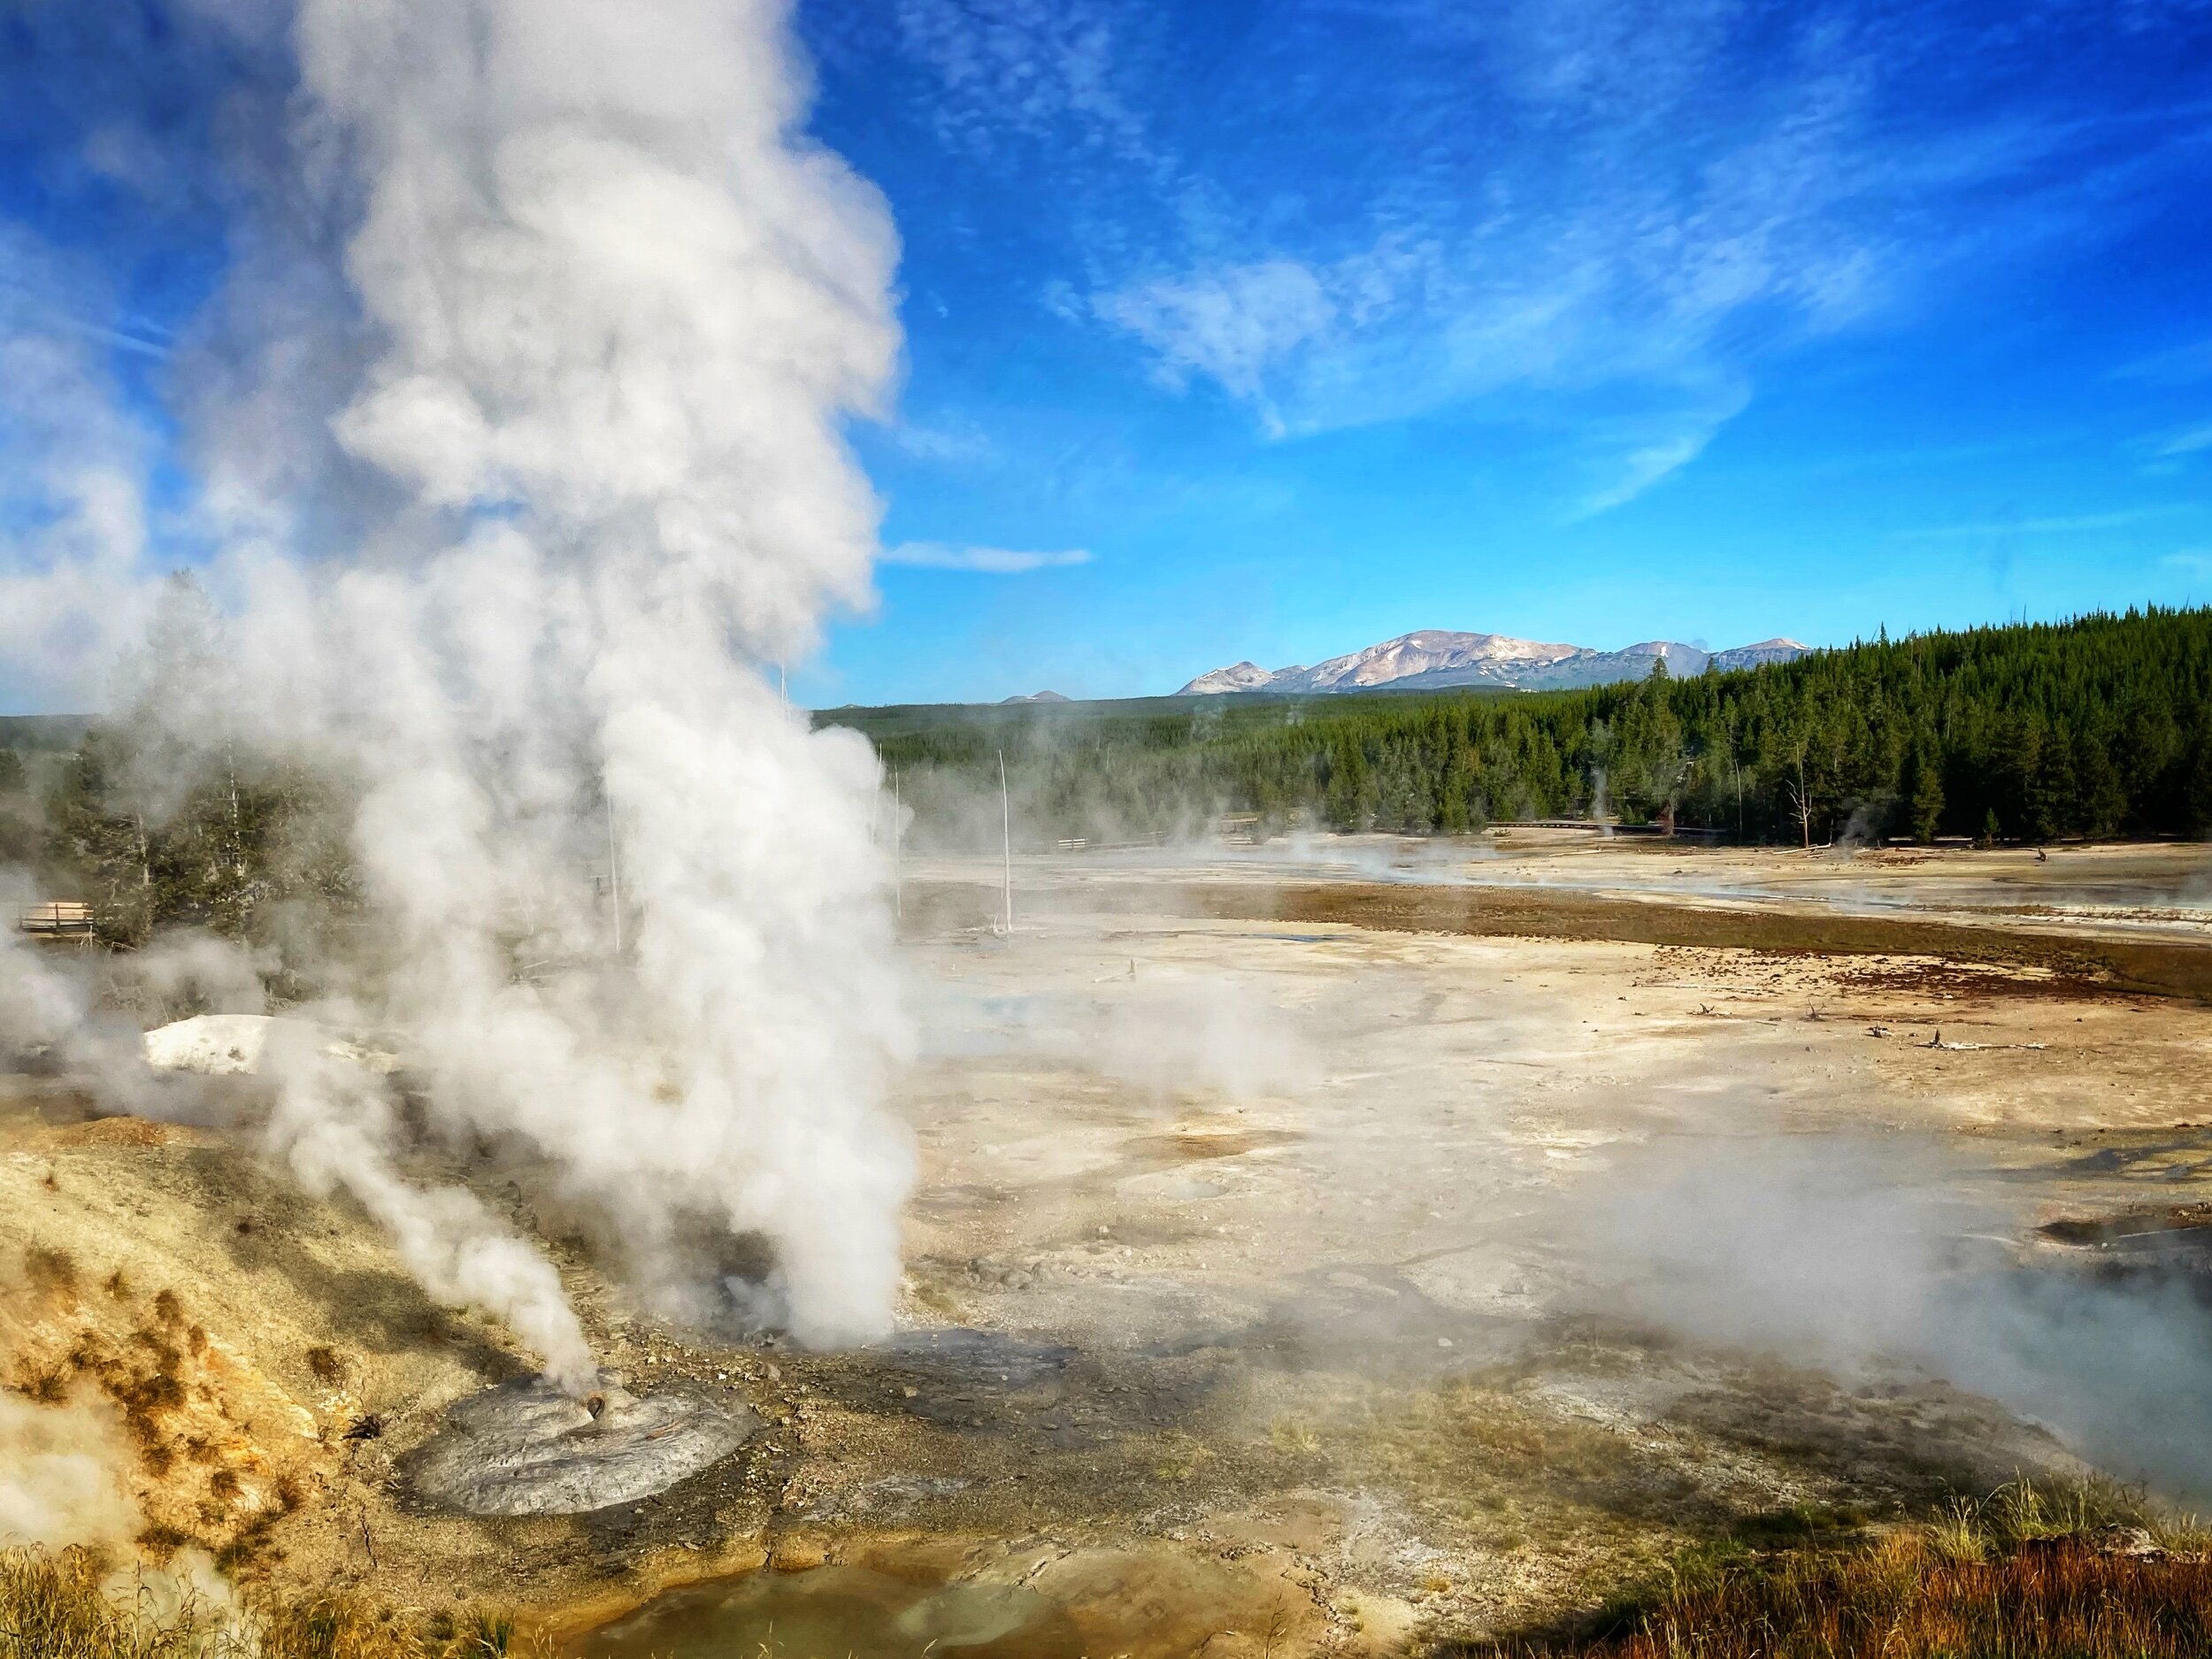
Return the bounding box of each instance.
[1898,505,2196,540]
[1577,384,1753,515]
[1095,260,1333,431]
[2113,335,2212,385]
[882,541,1092,572]
[890,416,998,465]
[857,0,2212,514]
[0,288,172,359]
[883,0,1155,164]
[1068,3,1953,504]
[2154,423,2212,458]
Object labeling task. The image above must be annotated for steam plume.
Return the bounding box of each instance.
[3,0,916,1378]
[1565,1130,2212,1506]
[0,1393,136,1549]
[269,0,915,1357]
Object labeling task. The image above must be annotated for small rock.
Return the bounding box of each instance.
[2088,1525,2166,1558]
[2020,1526,2164,1560]
[769,1536,828,1572]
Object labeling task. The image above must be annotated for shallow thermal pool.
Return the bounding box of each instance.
[572,1566,1087,1659]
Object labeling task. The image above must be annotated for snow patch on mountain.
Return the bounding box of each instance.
[1177,631,1808,695]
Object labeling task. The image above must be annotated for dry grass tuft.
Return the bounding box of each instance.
[1462,1480,2212,1659]
[0,1548,529,1659]
[1476,1534,2212,1658]
[23,1248,80,1310]
[0,1548,196,1659]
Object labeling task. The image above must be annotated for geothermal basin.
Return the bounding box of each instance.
[8,834,2212,1655]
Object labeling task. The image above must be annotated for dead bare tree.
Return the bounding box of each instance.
[1786,749,1813,850]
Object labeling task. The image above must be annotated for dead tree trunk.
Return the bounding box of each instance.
[1787,755,1812,849]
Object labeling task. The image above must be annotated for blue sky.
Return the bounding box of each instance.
[798,0,2212,702]
[4,0,2212,708]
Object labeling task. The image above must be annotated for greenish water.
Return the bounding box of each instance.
[574,1566,1089,1659]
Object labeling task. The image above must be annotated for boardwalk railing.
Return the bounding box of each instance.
[18,900,94,937]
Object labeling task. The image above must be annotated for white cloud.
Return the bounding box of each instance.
[887,0,1151,162]
[2114,337,2212,385]
[2154,423,2212,458]
[1578,402,1745,516]
[871,0,2207,521]
[890,417,997,464]
[1900,506,2194,539]
[1087,1,1900,436]
[1083,35,1909,472]
[882,541,1091,572]
[1095,260,1333,429]
[0,270,172,360]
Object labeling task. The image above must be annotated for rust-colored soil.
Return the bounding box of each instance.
[1160,881,2212,1001]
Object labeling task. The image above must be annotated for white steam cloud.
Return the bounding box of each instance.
[1563,1131,2212,1507]
[0,1393,137,1549]
[2,0,918,1381]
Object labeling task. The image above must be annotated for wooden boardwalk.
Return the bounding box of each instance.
[17,900,93,937]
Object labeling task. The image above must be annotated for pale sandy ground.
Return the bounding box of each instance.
[856,849,2212,1647]
[5,839,2212,1655]
[942,830,2212,941]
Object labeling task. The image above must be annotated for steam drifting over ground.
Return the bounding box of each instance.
[1,0,915,1380]
[1559,1125,2212,1506]
[0,1393,135,1549]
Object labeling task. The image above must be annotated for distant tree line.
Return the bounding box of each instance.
[838,609,2212,848]
[10,611,2211,950]
[0,583,359,952]
[4,725,358,955]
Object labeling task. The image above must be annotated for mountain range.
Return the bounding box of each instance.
[1177,631,1809,696]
